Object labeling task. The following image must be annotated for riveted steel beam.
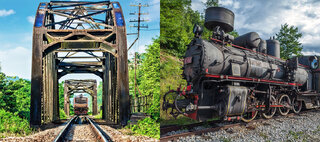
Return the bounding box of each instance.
[31,1,129,126]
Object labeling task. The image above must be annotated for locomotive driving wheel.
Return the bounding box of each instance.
[241,110,258,122]
[163,90,181,118]
[262,95,277,119]
[291,97,302,114]
[278,94,291,116]
[241,93,258,122]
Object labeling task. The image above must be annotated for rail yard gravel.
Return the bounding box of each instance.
[100,125,158,142]
[0,125,65,142]
[170,110,320,142]
[65,124,97,141]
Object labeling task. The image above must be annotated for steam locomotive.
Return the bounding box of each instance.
[163,7,320,122]
[74,94,88,115]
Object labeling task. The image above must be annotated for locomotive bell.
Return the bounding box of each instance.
[204,7,234,32]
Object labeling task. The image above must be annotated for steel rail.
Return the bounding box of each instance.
[86,116,112,142]
[160,109,319,141]
[53,115,79,142]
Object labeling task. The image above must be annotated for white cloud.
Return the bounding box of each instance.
[191,0,206,12]
[191,0,320,53]
[0,47,31,79]
[138,45,148,53]
[27,16,35,24]
[219,0,234,6]
[0,9,15,17]
[302,51,320,56]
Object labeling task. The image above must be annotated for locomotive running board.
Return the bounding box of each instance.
[204,74,302,86]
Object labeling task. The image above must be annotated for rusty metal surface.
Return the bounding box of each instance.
[30,1,130,126]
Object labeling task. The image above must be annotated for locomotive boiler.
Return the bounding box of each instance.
[163,7,320,122]
[74,94,89,115]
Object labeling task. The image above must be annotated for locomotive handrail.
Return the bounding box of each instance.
[211,38,310,68]
[204,73,302,86]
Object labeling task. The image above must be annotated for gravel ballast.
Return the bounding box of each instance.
[100,125,158,142]
[172,110,320,142]
[0,125,65,142]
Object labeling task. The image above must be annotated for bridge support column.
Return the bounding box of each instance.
[30,27,44,126]
[102,53,109,120]
[93,83,98,115]
[64,83,70,116]
[117,26,130,126]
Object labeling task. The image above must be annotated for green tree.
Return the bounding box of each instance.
[160,0,202,57]
[276,23,303,59]
[14,79,31,120]
[204,0,219,7]
[58,81,64,110]
[129,52,144,99]
[161,0,240,56]
[229,30,239,38]
[128,38,160,139]
[97,81,102,111]
[139,38,160,120]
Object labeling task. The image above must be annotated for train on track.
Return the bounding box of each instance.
[163,7,320,122]
[74,94,89,115]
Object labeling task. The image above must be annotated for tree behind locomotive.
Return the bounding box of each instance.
[74,94,88,115]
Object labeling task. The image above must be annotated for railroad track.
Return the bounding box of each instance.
[54,115,112,142]
[160,109,318,142]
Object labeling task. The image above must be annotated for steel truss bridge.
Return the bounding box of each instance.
[30,1,129,126]
[64,79,97,116]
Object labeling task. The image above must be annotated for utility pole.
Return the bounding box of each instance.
[128,2,148,112]
[128,3,149,51]
[134,52,137,112]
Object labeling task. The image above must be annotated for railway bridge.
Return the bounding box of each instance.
[30,1,129,126]
[64,79,97,116]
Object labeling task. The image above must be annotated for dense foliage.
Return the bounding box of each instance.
[0,109,32,137]
[128,53,145,100]
[0,73,31,120]
[127,38,160,138]
[97,81,102,110]
[276,23,303,59]
[0,72,32,137]
[59,108,67,119]
[59,81,64,110]
[160,0,237,57]
[129,117,160,139]
[160,0,203,57]
[139,38,160,120]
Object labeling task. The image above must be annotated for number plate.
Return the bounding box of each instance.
[184,57,193,64]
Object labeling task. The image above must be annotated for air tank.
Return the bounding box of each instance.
[267,37,280,58]
[204,7,234,32]
[233,32,261,50]
[258,39,267,53]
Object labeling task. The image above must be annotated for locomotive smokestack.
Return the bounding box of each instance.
[204,7,234,33]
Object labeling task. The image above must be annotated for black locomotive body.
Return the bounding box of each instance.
[74,94,89,115]
[163,7,320,122]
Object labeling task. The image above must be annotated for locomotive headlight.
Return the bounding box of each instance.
[309,56,319,69]
[193,24,203,37]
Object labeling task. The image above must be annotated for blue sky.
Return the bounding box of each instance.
[192,0,320,56]
[0,0,159,81]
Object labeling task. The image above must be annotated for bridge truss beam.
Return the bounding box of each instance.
[30,1,129,126]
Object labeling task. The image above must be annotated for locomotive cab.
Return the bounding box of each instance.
[74,94,89,115]
[297,56,319,92]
